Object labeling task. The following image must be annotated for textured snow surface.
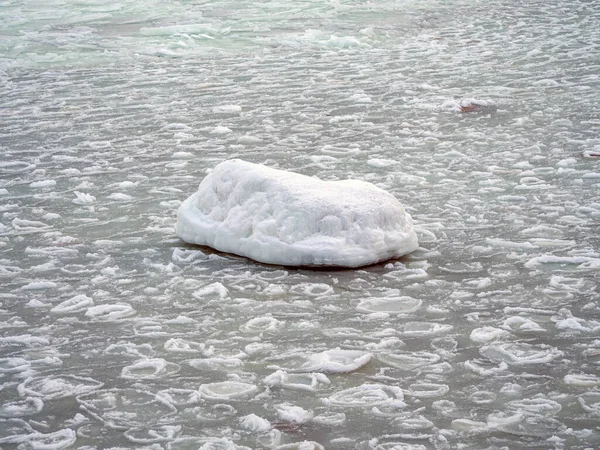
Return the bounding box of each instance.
[176,159,418,267]
[1,0,600,448]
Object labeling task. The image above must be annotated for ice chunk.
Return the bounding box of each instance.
[240,413,272,432]
[76,389,177,430]
[264,370,330,392]
[107,192,133,201]
[275,403,313,423]
[275,442,325,450]
[157,388,202,406]
[564,373,600,387]
[19,375,104,399]
[198,381,258,400]
[175,160,418,267]
[121,358,181,379]
[50,294,94,315]
[0,357,31,374]
[29,179,56,188]
[470,326,510,343]
[85,303,136,321]
[377,351,441,371]
[210,125,233,134]
[269,349,371,373]
[506,397,562,416]
[212,104,242,114]
[480,342,562,365]
[324,383,404,408]
[72,191,95,205]
[124,425,181,444]
[15,429,76,449]
[356,296,422,314]
[0,397,44,418]
[407,383,449,398]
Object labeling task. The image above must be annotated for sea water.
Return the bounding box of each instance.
[1,0,599,448]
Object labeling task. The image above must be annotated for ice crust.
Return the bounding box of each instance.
[176,159,418,267]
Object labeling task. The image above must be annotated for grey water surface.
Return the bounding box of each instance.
[1,0,599,448]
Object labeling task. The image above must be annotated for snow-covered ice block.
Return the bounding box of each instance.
[175,159,418,267]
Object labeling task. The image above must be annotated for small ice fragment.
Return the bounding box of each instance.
[84,304,135,321]
[564,374,600,387]
[198,381,258,400]
[50,294,94,314]
[72,191,95,205]
[324,383,404,407]
[264,370,330,392]
[356,296,422,314]
[0,397,44,417]
[275,403,313,423]
[377,351,440,370]
[107,192,133,201]
[210,125,232,134]
[480,342,562,365]
[470,326,510,343]
[212,105,242,114]
[29,179,56,188]
[12,218,51,231]
[121,358,180,379]
[192,282,229,299]
[298,349,371,373]
[240,413,272,431]
[21,281,57,290]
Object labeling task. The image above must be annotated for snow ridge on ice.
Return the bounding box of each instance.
[175,159,418,267]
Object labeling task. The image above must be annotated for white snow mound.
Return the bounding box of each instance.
[175,159,418,267]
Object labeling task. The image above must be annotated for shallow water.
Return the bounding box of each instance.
[1,0,599,449]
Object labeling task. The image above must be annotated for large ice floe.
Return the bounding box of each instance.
[175,159,418,267]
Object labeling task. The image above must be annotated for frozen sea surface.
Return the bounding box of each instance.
[1,0,599,448]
